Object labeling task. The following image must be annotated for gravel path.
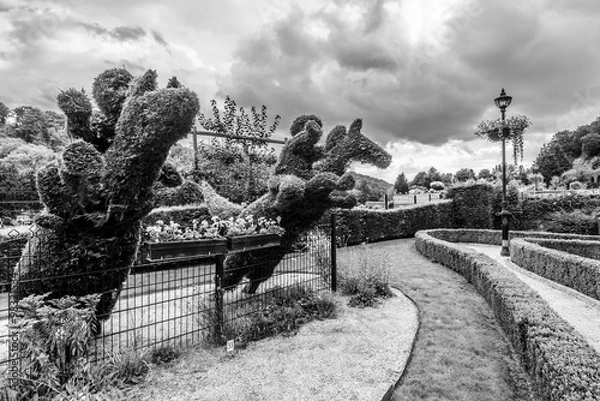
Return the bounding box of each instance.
[466,244,600,354]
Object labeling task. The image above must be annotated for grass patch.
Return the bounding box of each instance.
[342,240,539,401]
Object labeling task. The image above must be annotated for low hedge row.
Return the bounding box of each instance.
[332,200,454,245]
[415,229,600,401]
[427,228,600,245]
[511,238,600,301]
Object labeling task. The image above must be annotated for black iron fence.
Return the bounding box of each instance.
[0,217,336,380]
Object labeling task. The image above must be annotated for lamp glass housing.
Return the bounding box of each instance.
[494,88,512,110]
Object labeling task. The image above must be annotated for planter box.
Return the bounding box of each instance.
[227,234,282,252]
[145,239,228,261]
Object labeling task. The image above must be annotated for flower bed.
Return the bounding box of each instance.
[415,229,600,401]
[142,216,284,261]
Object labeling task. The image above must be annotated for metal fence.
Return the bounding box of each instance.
[0,217,336,379]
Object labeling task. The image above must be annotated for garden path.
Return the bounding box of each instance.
[466,244,600,354]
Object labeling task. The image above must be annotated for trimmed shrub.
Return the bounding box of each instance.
[332,200,454,245]
[543,208,599,235]
[415,229,600,401]
[446,183,494,228]
[153,180,205,207]
[14,69,200,321]
[514,193,600,231]
[511,238,600,300]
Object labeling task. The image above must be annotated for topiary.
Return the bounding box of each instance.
[219,115,391,293]
[13,68,199,321]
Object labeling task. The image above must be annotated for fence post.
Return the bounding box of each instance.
[384,194,389,210]
[414,195,417,204]
[428,193,431,202]
[330,212,337,292]
[214,255,225,340]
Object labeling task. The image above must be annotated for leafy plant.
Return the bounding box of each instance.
[149,345,182,366]
[97,347,150,386]
[8,293,99,399]
[543,208,599,235]
[474,114,532,163]
[197,95,281,157]
[192,285,336,347]
[338,246,393,308]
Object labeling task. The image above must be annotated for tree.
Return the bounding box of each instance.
[410,171,430,188]
[194,96,281,202]
[581,133,600,158]
[534,141,575,184]
[9,106,50,144]
[197,95,281,157]
[394,172,409,194]
[0,101,9,125]
[478,168,493,181]
[427,167,442,183]
[455,168,475,182]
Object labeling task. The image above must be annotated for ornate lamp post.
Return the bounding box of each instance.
[495,88,512,256]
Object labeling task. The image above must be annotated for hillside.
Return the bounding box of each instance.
[348,171,393,201]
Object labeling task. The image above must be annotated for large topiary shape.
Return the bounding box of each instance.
[220,115,391,293]
[13,68,199,321]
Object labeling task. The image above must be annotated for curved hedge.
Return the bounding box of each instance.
[510,238,600,301]
[415,229,600,401]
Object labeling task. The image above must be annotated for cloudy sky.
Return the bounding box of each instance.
[1,0,600,183]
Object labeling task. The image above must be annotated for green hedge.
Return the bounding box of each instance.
[415,229,600,401]
[446,183,494,228]
[511,238,600,300]
[514,193,600,231]
[332,200,454,245]
[427,228,600,245]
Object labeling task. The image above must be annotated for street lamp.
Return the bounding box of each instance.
[495,88,512,256]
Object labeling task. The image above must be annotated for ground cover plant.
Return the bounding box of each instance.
[2,293,152,401]
[193,284,336,348]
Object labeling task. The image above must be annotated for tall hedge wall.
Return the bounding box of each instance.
[446,183,494,228]
[415,230,600,401]
[332,200,454,245]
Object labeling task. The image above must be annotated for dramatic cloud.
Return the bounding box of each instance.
[1,0,600,182]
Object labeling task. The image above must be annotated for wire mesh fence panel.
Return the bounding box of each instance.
[1,219,335,378]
